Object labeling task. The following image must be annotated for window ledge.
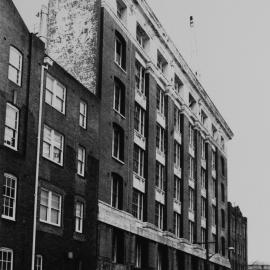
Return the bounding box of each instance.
[112,156,125,165]
[1,215,16,222]
[42,155,63,167]
[114,61,127,74]
[4,143,18,151]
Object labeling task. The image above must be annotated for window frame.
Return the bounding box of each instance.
[133,144,145,178]
[188,220,194,243]
[77,145,86,177]
[35,254,43,270]
[156,124,165,153]
[134,103,145,136]
[174,176,181,201]
[174,141,181,169]
[132,188,144,221]
[39,188,62,227]
[45,74,66,114]
[189,156,195,180]
[42,125,64,166]
[4,103,19,151]
[111,174,123,210]
[113,78,125,116]
[135,60,146,94]
[156,86,165,115]
[0,248,13,270]
[136,23,149,48]
[155,162,165,191]
[112,124,124,162]
[189,187,195,212]
[201,197,206,219]
[115,31,126,70]
[155,201,164,230]
[75,201,84,233]
[79,100,87,129]
[2,173,17,221]
[174,212,181,238]
[174,106,181,133]
[8,46,22,86]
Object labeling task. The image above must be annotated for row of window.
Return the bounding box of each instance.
[1,174,85,233]
[0,248,42,270]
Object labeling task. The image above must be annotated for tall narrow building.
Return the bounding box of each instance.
[47,0,234,269]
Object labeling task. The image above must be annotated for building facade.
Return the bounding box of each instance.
[47,0,234,270]
[0,0,237,270]
[228,202,248,270]
[0,1,100,269]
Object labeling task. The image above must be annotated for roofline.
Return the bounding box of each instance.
[138,0,234,139]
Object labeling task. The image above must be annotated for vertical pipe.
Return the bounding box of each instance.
[31,63,47,270]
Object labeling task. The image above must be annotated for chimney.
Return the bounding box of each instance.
[38,5,49,48]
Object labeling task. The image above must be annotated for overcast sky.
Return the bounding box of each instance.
[12,0,270,263]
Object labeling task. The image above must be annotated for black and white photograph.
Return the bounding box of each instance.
[0,0,267,269]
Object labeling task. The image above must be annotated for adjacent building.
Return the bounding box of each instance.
[228,202,248,270]
[0,0,238,269]
[249,263,270,270]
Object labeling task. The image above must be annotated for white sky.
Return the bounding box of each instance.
[12,0,270,263]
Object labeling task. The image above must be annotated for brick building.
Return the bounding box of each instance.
[228,202,248,270]
[47,0,234,270]
[0,0,100,269]
[0,0,237,269]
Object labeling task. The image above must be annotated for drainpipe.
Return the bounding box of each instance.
[31,56,53,270]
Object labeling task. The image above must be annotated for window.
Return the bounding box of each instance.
[201,110,207,125]
[43,125,64,165]
[77,146,86,177]
[201,168,206,190]
[221,183,225,202]
[35,255,43,270]
[221,209,225,228]
[45,74,66,114]
[212,124,218,140]
[157,50,167,73]
[2,174,17,220]
[212,178,216,198]
[156,124,165,153]
[189,124,195,149]
[201,228,206,248]
[156,162,165,191]
[135,60,146,94]
[221,237,226,256]
[111,173,123,210]
[221,156,225,176]
[174,106,181,133]
[189,156,195,180]
[116,0,126,20]
[79,100,87,129]
[201,138,206,160]
[212,233,217,252]
[189,93,196,110]
[115,31,126,70]
[75,201,84,233]
[174,176,181,201]
[8,46,22,86]
[136,23,149,48]
[174,141,181,168]
[221,136,225,150]
[112,124,124,162]
[134,103,145,136]
[189,188,195,212]
[201,197,206,218]
[174,74,183,94]
[133,144,145,178]
[40,189,62,226]
[155,202,164,230]
[174,212,181,237]
[211,150,216,171]
[132,189,144,221]
[135,239,142,268]
[157,249,163,270]
[156,86,165,115]
[188,221,194,243]
[114,78,125,116]
[112,229,124,264]
[4,103,19,150]
[0,248,13,270]
[212,205,216,226]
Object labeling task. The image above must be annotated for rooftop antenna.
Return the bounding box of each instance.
[189,15,200,78]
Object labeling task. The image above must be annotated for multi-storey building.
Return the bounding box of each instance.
[0,1,100,269]
[228,202,248,270]
[0,0,236,269]
[47,0,234,270]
